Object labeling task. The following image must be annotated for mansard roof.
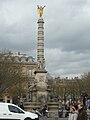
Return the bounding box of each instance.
[0,51,36,64]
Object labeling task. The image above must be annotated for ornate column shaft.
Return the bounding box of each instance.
[37,18,45,69]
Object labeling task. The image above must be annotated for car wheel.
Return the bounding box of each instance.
[24,117,31,120]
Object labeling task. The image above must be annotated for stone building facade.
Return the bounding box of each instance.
[0,51,37,103]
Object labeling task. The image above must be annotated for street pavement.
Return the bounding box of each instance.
[39,116,68,120]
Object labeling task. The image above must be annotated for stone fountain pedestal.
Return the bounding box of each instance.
[35,70,48,103]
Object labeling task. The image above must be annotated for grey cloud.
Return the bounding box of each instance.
[0,0,90,77]
[45,49,90,77]
[45,9,90,53]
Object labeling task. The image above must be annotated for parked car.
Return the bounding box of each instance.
[0,102,39,120]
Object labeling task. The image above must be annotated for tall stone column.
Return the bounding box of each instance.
[34,6,48,103]
[37,18,45,70]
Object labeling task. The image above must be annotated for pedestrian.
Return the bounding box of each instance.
[20,102,24,110]
[77,103,87,120]
[42,104,48,117]
[68,105,78,120]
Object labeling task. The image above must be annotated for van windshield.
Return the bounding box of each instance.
[8,105,24,114]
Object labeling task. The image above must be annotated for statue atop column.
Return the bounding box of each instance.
[37,5,45,17]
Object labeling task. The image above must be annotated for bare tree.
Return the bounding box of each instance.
[0,61,29,100]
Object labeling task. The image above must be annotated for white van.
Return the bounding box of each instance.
[0,102,39,120]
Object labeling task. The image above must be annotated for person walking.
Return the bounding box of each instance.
[77,103,87,120]
[68,105,78,120]
[42,104,48,117]
[19,102,24,110]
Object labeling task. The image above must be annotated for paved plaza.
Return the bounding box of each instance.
[39,116,68,120]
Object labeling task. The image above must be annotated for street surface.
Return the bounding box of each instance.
[39,116,68,120]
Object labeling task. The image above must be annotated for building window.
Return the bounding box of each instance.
[28,69,32,76]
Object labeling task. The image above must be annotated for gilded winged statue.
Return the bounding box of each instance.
[37,5,45,17]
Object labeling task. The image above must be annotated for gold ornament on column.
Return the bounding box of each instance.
[37,5,45,17]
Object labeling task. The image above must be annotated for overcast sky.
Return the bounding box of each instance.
[0,0,90,78]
